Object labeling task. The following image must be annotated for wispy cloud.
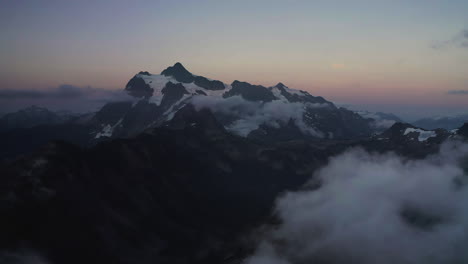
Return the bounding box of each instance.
[447,90,468,95]
[432,29,468,50]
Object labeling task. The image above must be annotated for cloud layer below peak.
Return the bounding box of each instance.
[246,141,468,264]
[190,95,326,137]
[0,85,132,113]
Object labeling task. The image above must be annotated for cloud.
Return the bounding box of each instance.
[0,89,45,99]
[0,85,132,113]
[0,85,124,99]
[190,95,325,137]
[371,118,397,129]
[432,29,468,50]
[356,111,401,131]
[245,141,468,264]
[448,90,468,95]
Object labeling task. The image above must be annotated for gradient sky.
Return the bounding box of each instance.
[1,0,468,119]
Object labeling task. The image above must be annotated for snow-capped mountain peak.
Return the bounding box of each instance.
[160,62,194,83]
[86,63,376,140]
[126,63,229,100]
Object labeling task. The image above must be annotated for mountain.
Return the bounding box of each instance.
[357,122,461,158]
[412,114,468,130]
[0,100,467,263]
[92,62,373,141]
[457,123,468,138]
[379,122,450,142]
[0,124,94,161]
[0,107,94,160]
[0,105,66,132]
[0,63,376,160]
[0,105,342,264]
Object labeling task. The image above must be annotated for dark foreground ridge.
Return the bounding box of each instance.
[0,104,467,263]
[0,106,334,264]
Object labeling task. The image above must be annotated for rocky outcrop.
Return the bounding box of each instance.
[194,76,225,90]
[159,82,189,110]
[125,76,154,98]
[457,123,468,138]
[274,83,329,105]
[223,81,276,102]
[160,62,195,83]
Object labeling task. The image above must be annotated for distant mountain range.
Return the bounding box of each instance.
[1,63,466,161]
[0,63,379,159]
[1,63,467,161]
[411,114,468,130]
[0,101,466,263]
[0,105,71,132]
[0,63,467,264]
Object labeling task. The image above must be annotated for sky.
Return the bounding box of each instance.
[1,0,468,120]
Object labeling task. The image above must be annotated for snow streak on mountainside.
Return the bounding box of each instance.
[376,122,459,143]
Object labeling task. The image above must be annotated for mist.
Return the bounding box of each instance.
[0,85,132,113]
[355,111,399,130]
[190,95,325,137]
[245,141,468,264]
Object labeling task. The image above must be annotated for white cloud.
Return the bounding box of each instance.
[245,141,468,264]
[356,111,398,130]
[190,95,324,137]
[372,119,396,129]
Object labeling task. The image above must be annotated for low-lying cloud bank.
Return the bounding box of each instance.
[356,111,400,130]
[448,90,468,95]
[191,95,325,137]
[245,141,468,264]
[0,85,132,113]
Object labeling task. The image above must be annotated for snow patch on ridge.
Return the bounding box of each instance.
[164,94,192,120]
[95,118,123,139]
[404,128,436,142]
[136,73,230,98]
